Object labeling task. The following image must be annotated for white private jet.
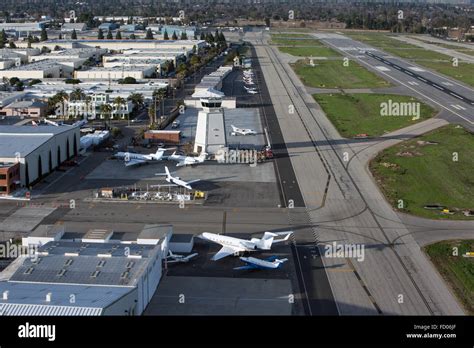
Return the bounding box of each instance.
[231,125,257,136]
[166,250,198,263]
[198,231,293,261]
[115,148,166,167]
[247,90,258,95]
[155,166,200,190]
[234,256,288,270]
[168,151,207,167]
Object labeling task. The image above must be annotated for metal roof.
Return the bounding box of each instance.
[0,125,78,158]
[9,241,157,286]
[0,282,134,315]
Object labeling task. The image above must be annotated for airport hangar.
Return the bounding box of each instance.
[0,125,80,190]
[0,224,174,315]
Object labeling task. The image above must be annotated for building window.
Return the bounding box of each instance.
[0,174,6,180]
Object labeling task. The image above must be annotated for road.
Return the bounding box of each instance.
[246,30,469,315]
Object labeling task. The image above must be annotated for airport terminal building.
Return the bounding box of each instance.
[0,125,80,189]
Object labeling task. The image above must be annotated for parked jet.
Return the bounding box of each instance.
[166,250,198,263]
[234,256,288,270]
[198,231,293,261]
[155,166,200,190]
[244,86,257,91]
[231,125,257,136]
[168,151,207,167]
[247,90,258,95]
[115,148,166,167]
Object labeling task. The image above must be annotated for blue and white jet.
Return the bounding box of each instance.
[234,256,288,270]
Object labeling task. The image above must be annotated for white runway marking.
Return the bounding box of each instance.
[375,66,391,72]
[408,67,426,72]
[408,81,419,86]
[451,104,466,110]
[441,82,454,86]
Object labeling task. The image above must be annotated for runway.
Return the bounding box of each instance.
[313,33,474,130]
[246,31,468,315]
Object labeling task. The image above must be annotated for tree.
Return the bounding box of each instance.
[97,28,104,40]
[129,33,136,39]
[115,30,122,40]
[172,31,178,40]
[113,96,126,120]
[163,29,169,40]
[71,29,77,40]
[70,88,85,102]
[148,103,156,125]
[200,32,205,40]
[127,92,144,111]
[52,91,69,120]
[58,33,63,40]
[180,31,188,40]
[145,28,153,40]
[40,28,48,41]
[8,41,16,48]
[153,87,167,118]
[119,76,137,84]
[99,103,112,128]
[0,29,8,48]
[106,30,113,40]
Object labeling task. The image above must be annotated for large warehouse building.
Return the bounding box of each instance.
[0,125,80,189]
[0,224,172,316]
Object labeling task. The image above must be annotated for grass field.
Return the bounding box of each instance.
[270,34,323,46]
[370,125,474,219]
[313,93,436,138]
[346,32,474,87]
[278,46,341,57]
[292,59,391,89]
[424,240,474,314]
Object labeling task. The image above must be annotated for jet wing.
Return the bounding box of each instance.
[175,161,186,167]
[125,159,146,167]
[211,246,243,261]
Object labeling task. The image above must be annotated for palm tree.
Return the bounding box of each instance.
[84,95,92,120]
[70,88,85,102]
[53,91,69,120]
[99,103,113,129]
[153,88,167,121]
[113,96,126,123]
[127,92,144,112]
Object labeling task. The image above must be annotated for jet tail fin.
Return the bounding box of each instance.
[165,166,171,178]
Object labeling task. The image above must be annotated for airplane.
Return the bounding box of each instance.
[234,256,288,270]
[231,125,257,136]
[167,151,207,167]
[198,231,293,261]
[155,166,200,190]
[244,85,257,91]
[166,250,198,263]
[247,90,258,95]
[115,148,166,167]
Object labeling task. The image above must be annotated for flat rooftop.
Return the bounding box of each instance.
[0,282,133,315]
[6,60,60,70]
[10,241,158,286]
